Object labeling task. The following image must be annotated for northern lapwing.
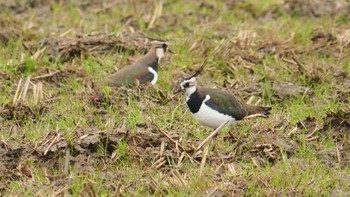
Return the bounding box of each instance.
[106,41,169,87]
[174,66,271,129]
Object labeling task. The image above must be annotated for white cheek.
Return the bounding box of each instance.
[184,86,196,101]
[156,48,165,59]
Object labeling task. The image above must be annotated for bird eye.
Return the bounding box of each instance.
[184,82,189,88]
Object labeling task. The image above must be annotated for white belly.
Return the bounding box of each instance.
[192,95,236,129]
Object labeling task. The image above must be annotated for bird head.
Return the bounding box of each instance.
[149,40,173,59]
[174,59,207,94]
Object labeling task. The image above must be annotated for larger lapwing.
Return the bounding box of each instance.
[174,65,271,129]
[107,41,169,87]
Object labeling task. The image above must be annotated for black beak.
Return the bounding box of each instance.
[168,48,175,54]
[173,87,181,94]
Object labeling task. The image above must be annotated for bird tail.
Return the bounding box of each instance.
[247,105,272,118]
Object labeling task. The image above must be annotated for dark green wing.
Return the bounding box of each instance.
[200,88,248,120]
[136,61,158,84]
[136,68,154,84]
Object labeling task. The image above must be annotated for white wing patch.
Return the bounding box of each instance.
[192,95,236,128]
[204,94,211,102]
[148,67,158,85]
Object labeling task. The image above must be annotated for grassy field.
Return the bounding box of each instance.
[1,0,350,196]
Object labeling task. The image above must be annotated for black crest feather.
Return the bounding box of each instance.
[183,58,208,80]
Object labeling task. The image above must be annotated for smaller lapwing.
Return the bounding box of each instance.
[106,41,169,87]
[174,65,271,129]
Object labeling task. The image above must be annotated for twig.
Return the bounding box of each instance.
[53,186,70,197]
[172,170,187,187]
[13,78,23,106]
[31,47,46,61]
[176,152,186,168]
[155,160,167,169]
[228,131,235,140]
[306,125,320,138]
[32,70,61,80]
[22,42,32,54]
[152,120,185,151]
[148,1,163,29]
[287,127,298,136]
[282,58,297,65]
[306,136,319,141]
[39,135,55,152]
[212,38,227,57]
[91,1,120,13]
[227,163,236,174]
[152,156,167,169]
[128,145,142,157]
[336,146,342,164]
[60,29,74,37]
[188,40,198,52]
[196,120,229,152]
[231,134,243,162]
[21,77,31,102]
[255,98,261,105]
[307,179,315,186]
[159,140,165,157]
[33,83,38,105]
[149,177,166,196]
[158,128,176,145]
[246,95,255,105]
[215,162,224,173]
[199,143,210,175]
[243,113,268,119]
[170,101,186,120]
[291,55,307,73]
[205,187,219,197]
[34,82,44,105]
[64,149,70,175]
[44,133,60,155]
[175,140,180,158]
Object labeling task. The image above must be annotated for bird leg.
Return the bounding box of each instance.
[195,120,230,152]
